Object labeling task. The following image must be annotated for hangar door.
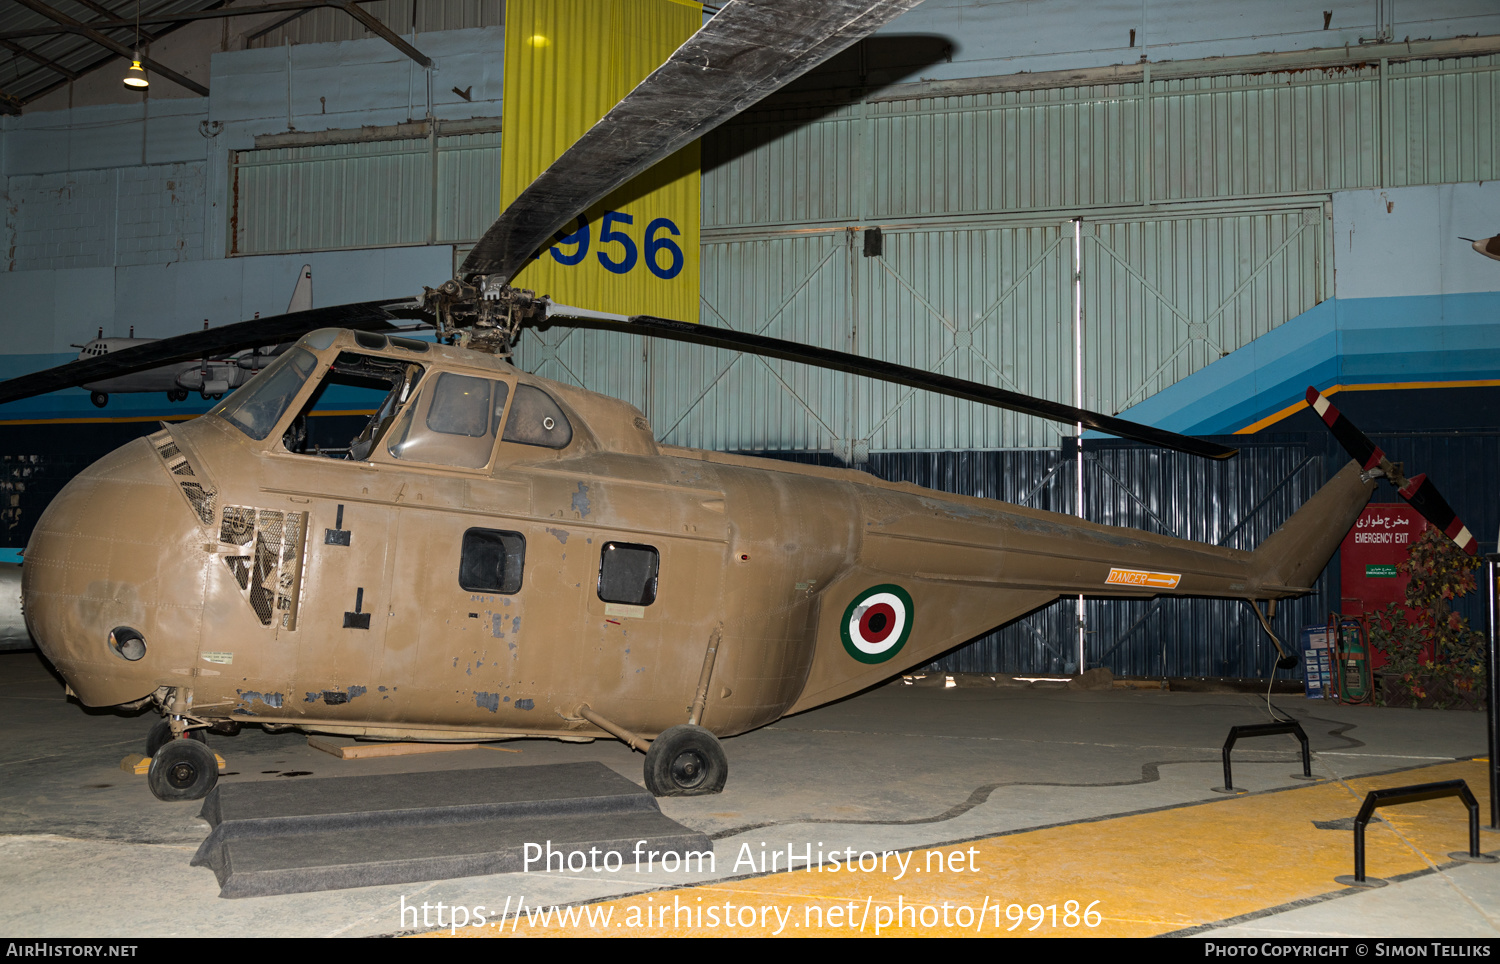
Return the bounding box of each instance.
[519,200,1326,457]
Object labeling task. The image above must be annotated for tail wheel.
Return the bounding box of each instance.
[643,724,727,797]
[147,738,218,801]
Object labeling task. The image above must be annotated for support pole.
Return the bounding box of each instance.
[1487,554,1498,830]
[577,704,651,753]
[687,625,722,727]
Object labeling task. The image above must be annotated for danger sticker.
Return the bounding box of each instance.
[1104,567,1181,590]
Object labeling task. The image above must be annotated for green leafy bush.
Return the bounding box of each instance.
[1368,527,1485,709]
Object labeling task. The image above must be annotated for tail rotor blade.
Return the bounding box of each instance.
[1305,386,1386,471]
[1305,386,1476,555]
[1396,472,1477,555]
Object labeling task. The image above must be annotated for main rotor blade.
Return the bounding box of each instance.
[0,301,410,407]
[1305,386,1476,554]
[461,0,924,282]
[542,308,1239,460]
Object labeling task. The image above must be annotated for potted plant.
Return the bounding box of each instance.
[1368,526,1486,710]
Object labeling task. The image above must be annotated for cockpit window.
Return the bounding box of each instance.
[213,347,319,441]
[280,352,424,459]
[300,329,339,351]
[385,373,510,469]
[426,373,496,438]
[501,384,573,449]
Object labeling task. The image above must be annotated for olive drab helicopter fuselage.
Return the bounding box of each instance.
[22,326,1378,800]
[17,0,1456,802]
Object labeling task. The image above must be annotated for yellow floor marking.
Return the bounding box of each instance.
[422,760,1494,938]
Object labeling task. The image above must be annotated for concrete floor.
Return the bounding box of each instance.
[1,648,1495,938]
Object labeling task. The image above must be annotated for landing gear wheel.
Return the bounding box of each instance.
[167,389,188,402]
[145,720,207,758]
[643,724,727,797]
[90,392,108,408]
[147,737,218,801]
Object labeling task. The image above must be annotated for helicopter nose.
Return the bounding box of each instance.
[24,432,209,707]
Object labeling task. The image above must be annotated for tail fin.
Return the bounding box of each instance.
[286,265,312,314]
[1249,460,1375,596]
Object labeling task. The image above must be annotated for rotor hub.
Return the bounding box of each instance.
[417,277,548,357]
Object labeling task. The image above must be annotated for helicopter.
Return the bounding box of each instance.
[0,0,1475,804]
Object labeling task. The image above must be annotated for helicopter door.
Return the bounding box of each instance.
[256,351,425,714]
[574,482,729,726]
[371,372,523,721]
[381,504,534,723]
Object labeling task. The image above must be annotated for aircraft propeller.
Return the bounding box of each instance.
[1305,386,1475,554]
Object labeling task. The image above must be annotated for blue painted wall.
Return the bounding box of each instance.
[1116,182,1500,435]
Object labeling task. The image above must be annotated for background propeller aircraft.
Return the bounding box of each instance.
[0,0,1477,804]
[72,265,314,408]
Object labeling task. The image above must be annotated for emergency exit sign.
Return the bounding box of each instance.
[1341,503,1430,672]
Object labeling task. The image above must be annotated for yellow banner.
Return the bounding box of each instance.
[501,0,701,321]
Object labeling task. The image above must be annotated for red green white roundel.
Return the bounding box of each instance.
[840,584,915,664]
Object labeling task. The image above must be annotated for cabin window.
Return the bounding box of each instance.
[502,384,573,449]
[459,528,525,594]
[386,373,510,469]
[389,335,430,353]
[278,352,424,458]
[214,347,319,441]
[598,542,659,606]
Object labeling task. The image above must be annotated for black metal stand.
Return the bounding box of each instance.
[1334,779,1498,888]
[1487,555,1499,832]
[1212,720,1314,794]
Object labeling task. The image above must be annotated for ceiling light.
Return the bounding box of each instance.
[123,51,148,88]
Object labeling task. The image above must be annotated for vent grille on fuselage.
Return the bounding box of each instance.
[148,428,218,526]
[218,504,307,630]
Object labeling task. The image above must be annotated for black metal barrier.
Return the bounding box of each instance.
[1487,556,1499,832]
[1335,779,1498,888]
[1212,721,1313,794]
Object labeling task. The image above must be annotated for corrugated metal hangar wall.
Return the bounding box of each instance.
[518,43,1497,679]
[4,1,1500,678]
[222,44,1496,451]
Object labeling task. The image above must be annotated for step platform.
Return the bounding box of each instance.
[191,762,712,898]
